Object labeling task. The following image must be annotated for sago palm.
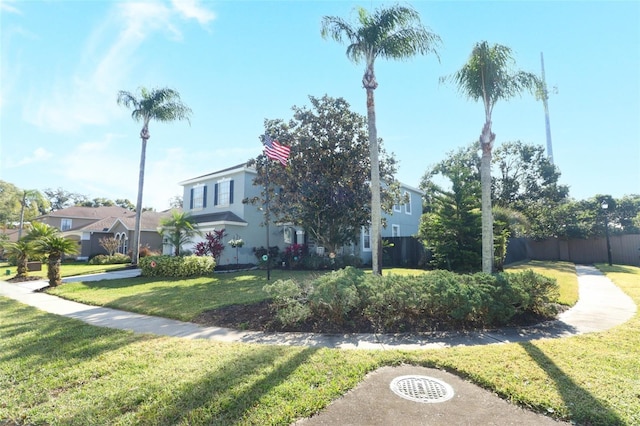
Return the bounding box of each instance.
[35,235,79,287]
[117,87,192,266]
[2,240,33,278]
[321,4,440,274]
[443,41,538,273]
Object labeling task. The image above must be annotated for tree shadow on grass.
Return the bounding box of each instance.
[520,341,624,425]
[57,344,320,425]
[0,298,144,370]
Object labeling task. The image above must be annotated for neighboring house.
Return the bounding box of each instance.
[180,163,424,267]
[359,183,424,265]
[35,206,174,260]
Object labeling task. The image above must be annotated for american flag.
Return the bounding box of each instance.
[263,134,290,167]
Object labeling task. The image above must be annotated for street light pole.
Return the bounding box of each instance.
[601,200,613,266]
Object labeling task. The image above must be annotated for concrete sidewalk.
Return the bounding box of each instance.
[0,264,636,425]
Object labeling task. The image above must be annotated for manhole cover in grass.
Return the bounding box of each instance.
[389,375,454,403]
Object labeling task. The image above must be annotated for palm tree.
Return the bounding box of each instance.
[159,211,200,256]
[117,87,192,266]
[321,4,440,274]
[23,221,58,242]
[2,240,33,278]
[34,235,79,287]
[443,41,538,273]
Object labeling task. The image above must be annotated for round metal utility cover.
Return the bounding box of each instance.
[389,375,455,403]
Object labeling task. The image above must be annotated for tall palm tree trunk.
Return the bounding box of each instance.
[132,124,149,266]
[480,120,495,273]
[364,66,382,275]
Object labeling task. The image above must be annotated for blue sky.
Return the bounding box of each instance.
[1,0,638,211]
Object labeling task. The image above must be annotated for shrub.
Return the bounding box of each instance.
[263,279,312,326]
[139,244,161,258]
[264,267,560,332]
[307,267,363,325]
[89,254,131,265]
[139,255,215,277]
[253,246,280,270]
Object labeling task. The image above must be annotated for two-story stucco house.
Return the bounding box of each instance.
[180,163,424,267]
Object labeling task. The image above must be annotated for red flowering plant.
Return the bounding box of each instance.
[194,229,227,263]
[283,243,308,269]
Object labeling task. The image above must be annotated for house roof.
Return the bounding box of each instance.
[39,205,135,220]
[191,211,247,225]
[178,163,256,186]
[59,209,180,234]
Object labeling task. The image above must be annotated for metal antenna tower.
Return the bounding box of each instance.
[540,52,554,164]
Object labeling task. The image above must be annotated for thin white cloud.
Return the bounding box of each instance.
[9,147,53,167]
[23,0,215,134]
[0,0,22,15]
[171,0,215,25]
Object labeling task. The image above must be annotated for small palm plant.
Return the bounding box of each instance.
[34,235,79,287]
[2,240,33,278]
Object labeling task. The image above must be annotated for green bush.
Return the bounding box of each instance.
[264,267,560,331]
[263,279,312,326]
[139,255,215,277]
[308,267,363,325]
[88,254,131,265]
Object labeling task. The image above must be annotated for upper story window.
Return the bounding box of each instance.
[393,201,401,212]
[61,218,72,231]
[392,224,400,237]
[404,192,412,214]
[190,185,207,210]
[215,179,234,207]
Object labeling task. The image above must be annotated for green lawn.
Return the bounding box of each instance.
[2,262,637,425]
[0,261,129,281]
[506,260,579,305]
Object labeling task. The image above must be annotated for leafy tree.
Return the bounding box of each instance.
[34,234,79,287]
[115,199,136,210]
[321,4,441,274]
[0,181,21,226]
[248,95,399,255]
[17,189,49,239]
[117,86,192,266]
[168,195,183,209]
[159,211,200,256]
[492,141,569,238]
[419,149,481,271]
[44,187,87,211]
[78,197,116,207]
[443,41,539,272]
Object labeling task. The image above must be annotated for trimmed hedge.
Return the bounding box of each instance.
[139,255,215,278]
[263,267,559,331]
[88,254,131,265]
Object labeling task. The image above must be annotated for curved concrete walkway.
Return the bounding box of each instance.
[0,264,635,350]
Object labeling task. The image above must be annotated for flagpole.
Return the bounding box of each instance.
[265,154,271,281]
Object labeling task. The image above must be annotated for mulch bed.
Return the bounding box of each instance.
[193,300,562,334]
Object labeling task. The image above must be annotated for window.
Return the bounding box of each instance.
[404,192,412,214]
[116,233,128,254]
[362,226,371,251]
[61,218,72,231]
[393,201,401,212]
[392,224,400,237]
[214,179,234,207]
[190,185,207,210]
